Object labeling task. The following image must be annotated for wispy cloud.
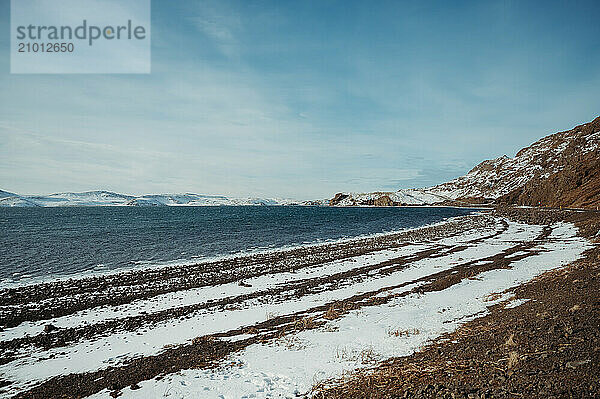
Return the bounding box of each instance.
[188,0,242,58]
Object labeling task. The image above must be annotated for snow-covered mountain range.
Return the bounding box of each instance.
[0,190,303,207]
[330,116,600,208]
[4,117,598,209]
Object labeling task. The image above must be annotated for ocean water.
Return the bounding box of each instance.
[0,206,475,284]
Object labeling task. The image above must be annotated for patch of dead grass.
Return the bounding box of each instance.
[387,328,420,337]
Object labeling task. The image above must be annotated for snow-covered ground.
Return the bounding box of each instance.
[0,219,591,399]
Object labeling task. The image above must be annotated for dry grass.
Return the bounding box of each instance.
[505,333,517,347]
[324,305,341,320]
[191,335,215,345]
[507,351,519,369]
[271,316,322,349]
[569,304,581,313]
[484,292,503,302]
[334,346,379,365]
[278,334,306,350]
[245,326,259,335]
[387,328,420,337]
[359,348,378,364]
[322,302,358,321]
[266,311,278,320]
[295,316,317,330]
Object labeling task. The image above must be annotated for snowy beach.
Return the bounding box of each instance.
[0,212,593,399]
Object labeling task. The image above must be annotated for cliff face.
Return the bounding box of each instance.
[329,116,600,208]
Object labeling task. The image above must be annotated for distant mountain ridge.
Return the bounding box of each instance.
[0,190,303,207]
[329,116,600,208]
[4,117,599,209]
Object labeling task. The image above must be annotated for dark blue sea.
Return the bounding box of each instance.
[0,206,475,284]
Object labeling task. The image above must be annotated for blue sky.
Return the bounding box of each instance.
[0,0,599,199]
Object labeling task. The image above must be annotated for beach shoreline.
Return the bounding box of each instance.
[313,207,600,399]
[0,208,597,398]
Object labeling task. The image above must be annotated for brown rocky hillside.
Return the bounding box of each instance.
[497,117,600,209]
[329,116,600,209]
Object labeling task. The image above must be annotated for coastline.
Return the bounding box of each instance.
[313,207,600,399]
[0,209,481,290]
[2,2,597,398]
[0,209,596,398]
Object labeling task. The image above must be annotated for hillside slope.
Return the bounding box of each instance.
[496,118,600,208]
[330,116,600,208]
[431,116,600,207]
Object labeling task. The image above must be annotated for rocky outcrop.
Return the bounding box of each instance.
[329,192,404,207]
[373,195,394,207]
[329,193,351,206]
[328,190,448,207]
